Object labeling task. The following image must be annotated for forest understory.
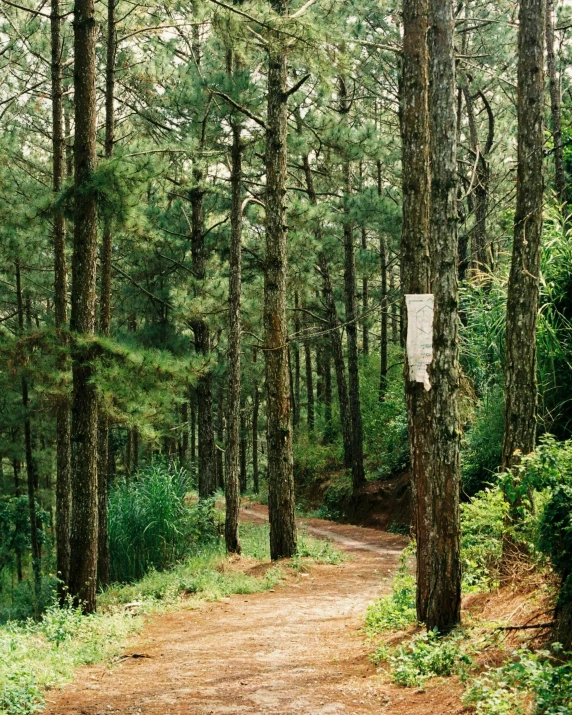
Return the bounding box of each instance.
[38,506,558,715]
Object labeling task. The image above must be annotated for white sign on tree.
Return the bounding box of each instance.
[405,294,434,391]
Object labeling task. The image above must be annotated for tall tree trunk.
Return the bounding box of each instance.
[340,99,366,491]
[546,0,566,210]
[216,384,224,490]
[502,0,545,545]
[225,108,242,552]
[361,227,369,355]
[191,185,216,498]
[463,85,491,274]
[252,349,260,494]
[51,0,71,600]
[378,160,388,399]
[97,0,116,590]
[181,401,189,465]
[304,332,314,433]
[323,353,333,444]
[292,293,301,429]
[190,15,216,499]
[13,457,23,582]
[239,399,248,493]
[421,0,462,632]
[190,388,196,470]
[68,0,99,612]
[263,0,296,559]
[16,265,42,610]
[390,264,399,343]
[380,233,388,400]
[401,0,433,626]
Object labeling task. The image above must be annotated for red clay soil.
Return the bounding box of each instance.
[42,508,467,715]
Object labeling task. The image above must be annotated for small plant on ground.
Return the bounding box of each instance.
[376,629,473,689]
[465,647,572,715]
[365,550,416,635]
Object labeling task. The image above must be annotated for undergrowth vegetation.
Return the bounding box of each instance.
[0,463,342,715]
[364,434,572,713]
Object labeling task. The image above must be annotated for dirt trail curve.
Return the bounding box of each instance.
[43,508,464,715]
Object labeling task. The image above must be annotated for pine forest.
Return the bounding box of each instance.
[0,0,572,712]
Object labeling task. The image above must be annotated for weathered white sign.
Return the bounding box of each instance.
[405,294,434,391]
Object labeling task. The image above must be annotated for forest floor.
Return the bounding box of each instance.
[41,507,469,715]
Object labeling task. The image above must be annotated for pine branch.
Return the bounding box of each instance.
[283,73,311,100]
[208,89,267,129]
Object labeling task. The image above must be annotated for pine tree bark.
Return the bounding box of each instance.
[216,384,224,490]
[292,292,301,429]
[378,160,388,399]
[252,350,260,494]
[68,0,99,612]
[341,149,366,490]
[16,264,42,609]
[323,353,333,445]
[380,233,388,400]
[401,0,433,626]
[263,0,296,559]
[97,0,116,589]
[190,388,196,469]
[304,332,314,433]
[463,85,493,274]
[239,399,248,493]
[421,0,462,632]
[225,118,242,553]
[191,183,216,498]
[181,401,189,464]
[546,0,566,210]
[51,0,71,600]
[361,227,369,355]
[502,0,545,556]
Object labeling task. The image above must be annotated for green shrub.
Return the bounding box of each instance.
[461,387,505,497]
[377,629,473,689]
[365,551,416,635]
[461,487,507,591]
[108,462,219,582]
[360,351,409,479]
[465,648,572,715]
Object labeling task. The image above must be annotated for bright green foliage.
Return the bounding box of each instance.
[461,387,505,497]
[0,601,138,715]
[293,530,344,566]
[360,353,409,479]
[460,487,508,591]
[365,551,416,635]
[465,648,572,715]
[108,462,219,583]
[374,629,473,689]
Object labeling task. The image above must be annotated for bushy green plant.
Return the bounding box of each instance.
[461,487,508,591]
[462,387,505,497]
[365,551,416,634]
[465,648,572,715]
[108,462,220,582]
[293,531,344,566]
[360,351,409,479]
[377,629,473,689]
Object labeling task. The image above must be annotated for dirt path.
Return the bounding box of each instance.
[42,509,465,715]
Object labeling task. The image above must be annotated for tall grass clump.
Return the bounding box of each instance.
[108,462,219,582]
